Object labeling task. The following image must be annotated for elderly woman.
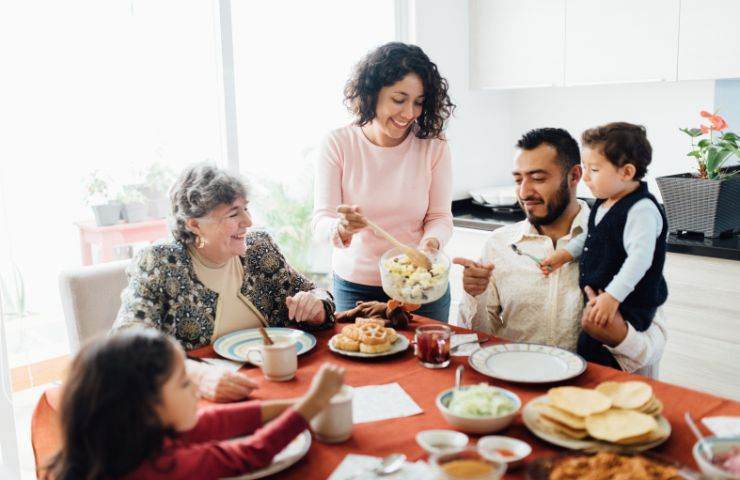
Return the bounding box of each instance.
[114,164,335,401]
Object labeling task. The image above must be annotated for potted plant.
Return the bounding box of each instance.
[656,110,740,238]
[83,170,122,226]
[142,161,177,219]
[117,185,150,223]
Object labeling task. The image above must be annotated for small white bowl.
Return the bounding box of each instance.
[692,436,740,479]
[416,429,469,455]
[435,386,521,434]
[477,436,532,469]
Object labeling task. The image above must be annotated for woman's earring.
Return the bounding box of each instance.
[196,236,205,249]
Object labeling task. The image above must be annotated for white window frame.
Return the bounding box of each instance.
[214,0,408,174]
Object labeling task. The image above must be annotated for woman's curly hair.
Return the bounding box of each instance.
[343,42,455,140]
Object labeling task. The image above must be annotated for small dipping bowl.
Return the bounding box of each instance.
[416,429,470,455]
[692,436,740,479]
[477,436,532,469]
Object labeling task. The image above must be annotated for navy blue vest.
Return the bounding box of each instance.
[577,183,669,369]
[579,182,668,321]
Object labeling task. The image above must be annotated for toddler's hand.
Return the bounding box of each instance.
[539,249,573,276]
[587,292,619,327]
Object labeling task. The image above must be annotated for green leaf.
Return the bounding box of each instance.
[687,151,702,159]
[706,147,719,171]
[697,139,711,148]
[720,132,739,142]
[680,127,704,137]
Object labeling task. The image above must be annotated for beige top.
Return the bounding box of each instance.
[189,249,266,340]
[457,200,666,378]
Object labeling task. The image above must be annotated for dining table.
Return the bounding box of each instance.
[31,315,740,479]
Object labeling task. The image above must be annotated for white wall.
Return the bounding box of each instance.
[506,80,716,200]
[411,1,717,201]
[411,0,514,200]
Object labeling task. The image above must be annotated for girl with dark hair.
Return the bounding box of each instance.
[312,42,456,322]
[46,329,345,480]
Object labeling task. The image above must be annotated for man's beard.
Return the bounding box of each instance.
[520,176,571,227]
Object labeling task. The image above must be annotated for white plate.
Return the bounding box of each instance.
[522,395,671,453]
[328,334,410,358]
[468,343,586,384]
[223,429,311,479]
[213,328,316,363]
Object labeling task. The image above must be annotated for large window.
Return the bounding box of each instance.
[231,0,397,286]
[1,2,399,476]
[0,0,223,372]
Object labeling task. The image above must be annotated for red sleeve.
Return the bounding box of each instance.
[127,408,309,480]
[179,401,263,443]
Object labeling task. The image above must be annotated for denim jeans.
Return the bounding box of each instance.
[332,274,451,323]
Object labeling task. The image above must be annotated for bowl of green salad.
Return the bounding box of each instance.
[436,383,520,434]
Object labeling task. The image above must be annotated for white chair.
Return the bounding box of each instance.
[58,260,130,353]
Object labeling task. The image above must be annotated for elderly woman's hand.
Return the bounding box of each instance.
[286,291,326,325]
[187,360,258,403]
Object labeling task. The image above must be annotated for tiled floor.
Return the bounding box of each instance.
[5,313,70,369]
[11,355,69,392]
[4,312,70,479]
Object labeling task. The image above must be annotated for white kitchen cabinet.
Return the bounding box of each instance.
[445,226,492,325]
[678,0,740,81]
[564,0,679,85]
[660,252,740,400]
[469,0,565,89]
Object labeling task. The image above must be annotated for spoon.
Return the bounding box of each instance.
[455,365,464,390]
[258,327,274,346]
[509,244,544,266]
[375,453,406,475]
[365,217,432,270]
[350,453,407,479]
[685,412,713,461]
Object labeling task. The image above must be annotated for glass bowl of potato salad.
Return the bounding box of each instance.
[379,247,450,304]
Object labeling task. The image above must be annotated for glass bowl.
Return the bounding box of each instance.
[379,246,450,304]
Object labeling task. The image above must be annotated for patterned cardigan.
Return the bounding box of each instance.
[114,231,335,350]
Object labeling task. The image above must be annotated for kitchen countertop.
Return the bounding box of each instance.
[451,198,740,261]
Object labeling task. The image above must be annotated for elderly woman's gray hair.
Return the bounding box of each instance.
[169,164,248,245]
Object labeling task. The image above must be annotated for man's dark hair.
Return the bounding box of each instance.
[581,122,652,180]
[516,128,581,173]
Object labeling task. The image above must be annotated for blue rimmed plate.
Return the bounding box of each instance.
[469,343,586,384]
[213,328,316,363]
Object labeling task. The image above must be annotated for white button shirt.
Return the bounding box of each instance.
[458,200,666,378]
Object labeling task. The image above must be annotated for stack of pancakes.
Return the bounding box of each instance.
[533,382,668,446]
[331,318,399,354]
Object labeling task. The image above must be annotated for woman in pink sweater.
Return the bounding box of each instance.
[312,42,455,321]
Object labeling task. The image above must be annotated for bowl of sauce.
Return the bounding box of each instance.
[477,435,532,469]
[430,446,506,479]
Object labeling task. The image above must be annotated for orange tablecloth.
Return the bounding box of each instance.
[32,317,740,478]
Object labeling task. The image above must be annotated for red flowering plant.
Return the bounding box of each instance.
[680,110,739,179]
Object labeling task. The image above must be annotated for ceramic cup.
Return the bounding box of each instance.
[310,385,354,443]
[246,341,297,381]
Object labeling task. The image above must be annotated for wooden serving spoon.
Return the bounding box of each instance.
[364,218,432,270]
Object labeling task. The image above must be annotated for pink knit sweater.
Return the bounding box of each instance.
[312,125,453,286]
